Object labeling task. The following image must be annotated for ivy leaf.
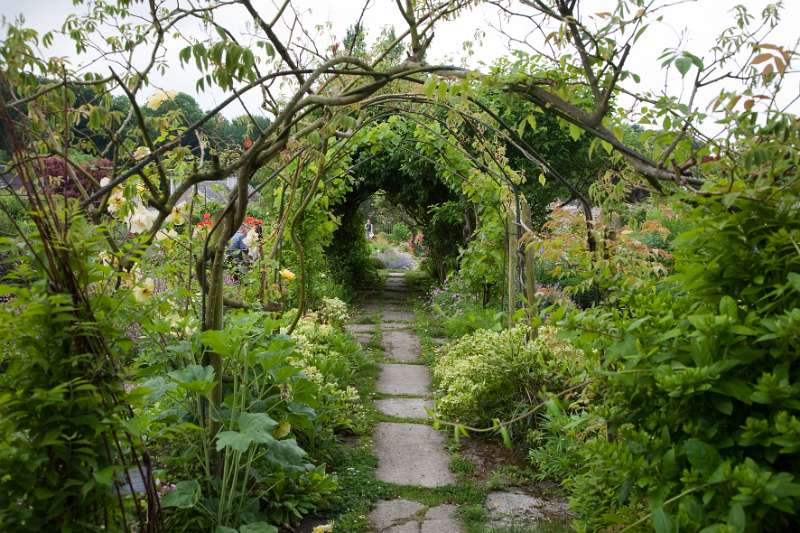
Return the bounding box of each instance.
[538,173,546,186]
[93,466,116,487]
[161,480,201,509]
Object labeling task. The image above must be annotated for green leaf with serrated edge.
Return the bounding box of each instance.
[239,412,278,444]
[216,431,253,452]
[265,438,306,469]
[168,365,215,394]
[200,329,232,356]
[161,480,200,509]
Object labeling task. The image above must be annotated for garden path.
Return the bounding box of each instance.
[350,272,462,532]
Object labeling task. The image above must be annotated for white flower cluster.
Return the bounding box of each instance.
[127,202,159,234]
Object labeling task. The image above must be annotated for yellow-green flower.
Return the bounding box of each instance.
[280,268,296,281]
[132,277,155,302]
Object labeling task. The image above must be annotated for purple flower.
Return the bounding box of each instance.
[539,245,545,254]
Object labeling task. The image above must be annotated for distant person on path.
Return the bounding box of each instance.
[365,218,374,240]
[227,225,249,281]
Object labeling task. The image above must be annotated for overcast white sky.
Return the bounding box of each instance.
[2,0,798,121]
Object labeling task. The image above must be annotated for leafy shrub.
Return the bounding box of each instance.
[432,326,589,428]
[389,222,411,243]
[556,143,800,531]
[425,274,505,337]
[290,315,371,440]
[135,312,370,531]
[0,284,133,530]
[317,297,350,328]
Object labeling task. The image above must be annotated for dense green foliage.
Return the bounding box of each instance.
[2,0,798,531]
[558,117,800,531]
[432,326,587,428]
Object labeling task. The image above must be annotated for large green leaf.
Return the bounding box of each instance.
[216,431,253,452]
[161,480,201,509]
[168,365,215,395]
[133,376,177,402]
[239,412,278,444]
[265,438,307,469]
[200,330,233,356]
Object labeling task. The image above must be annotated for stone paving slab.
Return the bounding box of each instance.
[382,331,421,362]
[370,499,425,532]
[345,324,379,334]
[383,308,415,323]
[353,333,373,345]
[373,423,455,487]
[421,504,461,533]
[375,398,433,419]
[370,500,462,533]
[485,490,571,528]
[377,364,430,396]
[381,322,413,331]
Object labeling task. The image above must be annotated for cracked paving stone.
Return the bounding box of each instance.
[373,422,455,487]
